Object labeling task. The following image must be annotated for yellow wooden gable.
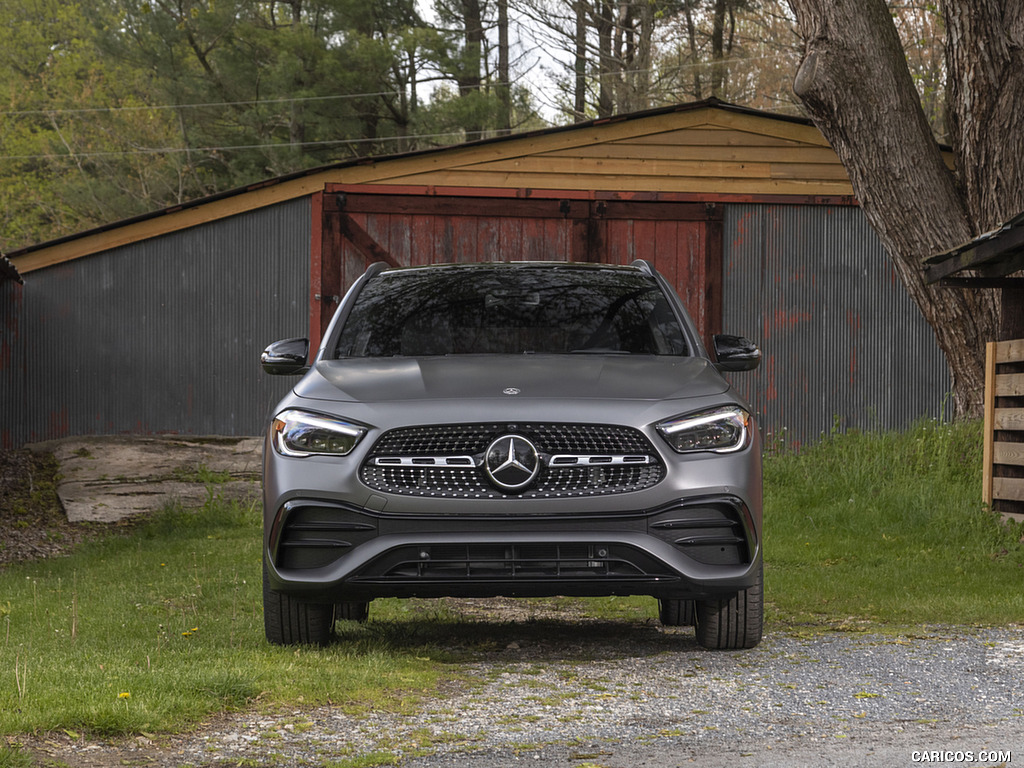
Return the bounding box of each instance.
[367,104,850,197]
[11,102,853,274]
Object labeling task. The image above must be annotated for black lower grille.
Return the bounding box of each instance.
[649,499,753,565]
[355,543,673,581]
[276,502,377,570]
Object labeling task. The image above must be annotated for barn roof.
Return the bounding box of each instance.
[1,254,22,285]
[9,99,856,275]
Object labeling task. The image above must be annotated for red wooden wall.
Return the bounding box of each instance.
[311,186,723,351]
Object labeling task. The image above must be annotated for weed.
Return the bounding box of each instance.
[171,464,232,485]
[324,752,400,768]
[0,745,33,768]
[0,498,446,738]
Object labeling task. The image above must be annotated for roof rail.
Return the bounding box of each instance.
[630,259,656,276]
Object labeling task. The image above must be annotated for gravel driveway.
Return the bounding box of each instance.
[31,615,1023,768]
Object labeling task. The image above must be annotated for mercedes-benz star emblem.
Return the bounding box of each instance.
[503,387,521,396]
[484,435,540,491]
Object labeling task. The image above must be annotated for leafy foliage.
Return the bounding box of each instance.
[0,1,951,250]
[0,0,537,249]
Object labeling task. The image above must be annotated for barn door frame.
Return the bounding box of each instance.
[311,185,723,350]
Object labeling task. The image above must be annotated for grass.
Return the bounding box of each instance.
[764,418,1024,627]
[0,494,449,738]
[0,743,32,768]
[0,418,1022,744]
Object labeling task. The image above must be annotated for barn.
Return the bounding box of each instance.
[1,99,949,450]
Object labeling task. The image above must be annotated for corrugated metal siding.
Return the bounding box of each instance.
[1,279,25,448]
[723,204,951,448]
[22,198,310,441]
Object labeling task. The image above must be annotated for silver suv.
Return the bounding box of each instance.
[261,261,763,649]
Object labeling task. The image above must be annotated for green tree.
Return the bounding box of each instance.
[417,0,541,141]
[0,0,190,248]
[0,0,469,249]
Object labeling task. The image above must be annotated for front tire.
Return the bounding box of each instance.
[658,598,695,627]
[335,601,369,623]
[694,564,763,650]
[263,559,335,646]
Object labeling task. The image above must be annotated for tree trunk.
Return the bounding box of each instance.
[682,5,703,99]
[458,0,484,96]
[596,0,614,117]
[457,0,485,137]
[943,2,1024,231]
[786,0,1001,418]
[632,0,655,111]
[574,0,587,120]
[710,0,727,96]
[497,0,510,134]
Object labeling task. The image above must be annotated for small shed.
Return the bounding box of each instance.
[926,213,1024,521]
[4,99,950,449]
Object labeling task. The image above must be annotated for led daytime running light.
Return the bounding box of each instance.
[272,410,366,457]
[657,406,751,454]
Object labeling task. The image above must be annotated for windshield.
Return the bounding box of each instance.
[333,265,690,357]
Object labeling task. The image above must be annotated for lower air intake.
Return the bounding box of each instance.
[356,543,673,581]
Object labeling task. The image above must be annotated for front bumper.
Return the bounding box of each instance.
[265,494,761,602]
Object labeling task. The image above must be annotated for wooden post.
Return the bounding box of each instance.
[982,341,996,507]
[1000,287,1024,341]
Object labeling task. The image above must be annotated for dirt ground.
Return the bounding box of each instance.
[0,447,90,567]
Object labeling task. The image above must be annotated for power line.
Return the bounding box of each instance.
[0,127,522,161]
[0,52,800,120]
[0,90,406,118]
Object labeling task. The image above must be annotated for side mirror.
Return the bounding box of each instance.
[713,334,761,372]
[261,338,310,376]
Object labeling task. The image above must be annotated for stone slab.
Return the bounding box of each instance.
[27,435,263,523]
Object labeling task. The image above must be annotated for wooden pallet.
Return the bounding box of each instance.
[983,339,1024,523]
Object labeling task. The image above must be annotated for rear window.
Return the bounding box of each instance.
[333,265,689,357]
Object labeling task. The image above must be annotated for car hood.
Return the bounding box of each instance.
[293,355,729,403]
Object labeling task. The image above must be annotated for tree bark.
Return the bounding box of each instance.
[943,1,1024,230]
[787,0,1002,418]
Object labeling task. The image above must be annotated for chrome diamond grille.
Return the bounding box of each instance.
[360,423,664,499]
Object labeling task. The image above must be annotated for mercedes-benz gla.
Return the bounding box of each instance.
[261,260,763,649]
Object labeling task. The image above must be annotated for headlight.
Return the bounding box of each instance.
[271,410,366,457]
[657,406,751,454]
